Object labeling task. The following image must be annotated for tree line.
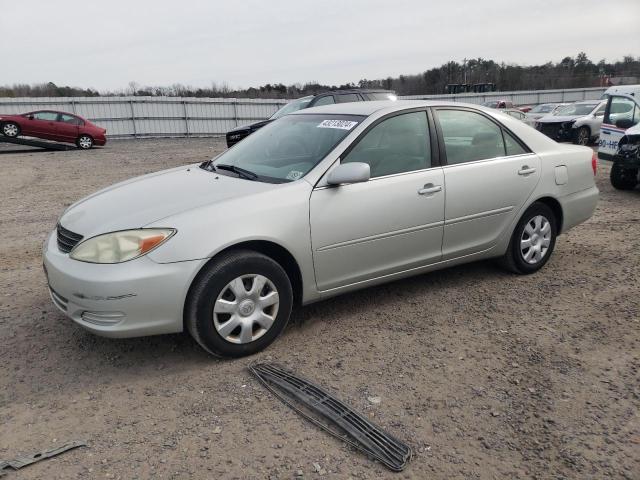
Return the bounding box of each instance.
[1,53,638,99]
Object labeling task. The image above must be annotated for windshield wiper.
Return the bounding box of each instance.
[215,164,258,181]
[200,159,216,171]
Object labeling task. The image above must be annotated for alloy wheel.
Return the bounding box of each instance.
[213,274,280,344]
[78,136,93,149]
[577,128,589,146]
[520,215,552,264]
[3,123,18,137]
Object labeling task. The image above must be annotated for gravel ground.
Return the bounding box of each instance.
[1,138,638,479]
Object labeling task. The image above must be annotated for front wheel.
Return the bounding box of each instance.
[2,122,20,137]
[186,250,293,357]
[574,126,590,146]
[610,164,638,190]
[76,135,93,149]
[500,202,557,274]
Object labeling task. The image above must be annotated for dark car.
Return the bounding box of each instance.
[0,110,107,149]
[610,124,640,190]
[225,89,396,147]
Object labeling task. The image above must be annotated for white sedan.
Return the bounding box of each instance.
[44,101,599,357]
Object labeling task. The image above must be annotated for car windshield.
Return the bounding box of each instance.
[482,101,498,108]
[530,104,555,113]
[555,103,598,116]
[270,96,314,119]
[211,114,364,183]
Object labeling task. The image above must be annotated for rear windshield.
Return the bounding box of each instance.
[213,114,364,183]
[365,92,396,101]
[270,96,313,119]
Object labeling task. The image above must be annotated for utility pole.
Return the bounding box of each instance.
[463,58,468,84]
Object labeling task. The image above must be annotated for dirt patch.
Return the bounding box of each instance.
[1,139,638,479]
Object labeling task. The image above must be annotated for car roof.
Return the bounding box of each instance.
[295,100,472,116]
[27,109,81,116]
[320,88,393,95]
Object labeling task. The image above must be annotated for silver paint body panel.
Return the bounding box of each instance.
[44,101,599,337]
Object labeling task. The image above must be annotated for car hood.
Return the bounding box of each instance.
[623,123,640,136]
[538,114,584,123]
[59,165,277,238]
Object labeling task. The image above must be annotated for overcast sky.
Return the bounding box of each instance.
[1,0,639,92]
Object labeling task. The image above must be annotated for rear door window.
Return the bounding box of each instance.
[436,109,506,164]
[59,114,83,125]
[504,131,527,156]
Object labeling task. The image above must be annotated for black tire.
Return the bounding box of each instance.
[574,126,590,146]
[76,135,93,149]
[185,249,293,358]
[610,164,638,190]
[500,202,557,274]
[2,122,20,138]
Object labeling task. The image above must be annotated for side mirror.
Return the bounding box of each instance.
[615,118,635,129]
[326,162,370,185]
[27,114,34,120]
[594,111,604,117]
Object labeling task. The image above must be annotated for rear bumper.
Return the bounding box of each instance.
[558,185,599,233]
[42,230,202,338]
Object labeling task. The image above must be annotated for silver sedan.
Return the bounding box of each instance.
[44,101,599,357]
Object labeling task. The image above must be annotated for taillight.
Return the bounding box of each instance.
[591,151,597,176]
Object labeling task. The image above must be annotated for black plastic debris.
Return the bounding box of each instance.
[249,363,412,472]
[0,440,87,477]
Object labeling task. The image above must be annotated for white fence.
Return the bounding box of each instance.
[400,86,607,105]
[0,87,607,138]
[0,97,288,138]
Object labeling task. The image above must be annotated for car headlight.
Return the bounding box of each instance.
[70,228,176,263]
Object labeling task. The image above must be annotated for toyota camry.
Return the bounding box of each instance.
[43,101,599,357]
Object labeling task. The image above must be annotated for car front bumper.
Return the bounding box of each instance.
[536,122,574,142]
[42,230,203,338]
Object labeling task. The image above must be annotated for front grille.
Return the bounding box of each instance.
[57,224,83,253]
[537,122,562,139]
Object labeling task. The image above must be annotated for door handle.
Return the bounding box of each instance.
[418,184,442,195]
[518,166,536,176]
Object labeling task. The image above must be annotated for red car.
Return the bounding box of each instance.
[0,110,106,149]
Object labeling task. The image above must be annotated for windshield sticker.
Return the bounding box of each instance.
[286,170,304,181]
[317,120,358,130]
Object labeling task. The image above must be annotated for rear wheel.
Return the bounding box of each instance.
[500,202,557,274]
[574,126,590,146]
[2,122,20,137]
[610,164,638,190]
[186,250,293,357]
[76,135,93,149]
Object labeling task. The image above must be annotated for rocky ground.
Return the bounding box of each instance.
[0,138,638,479]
